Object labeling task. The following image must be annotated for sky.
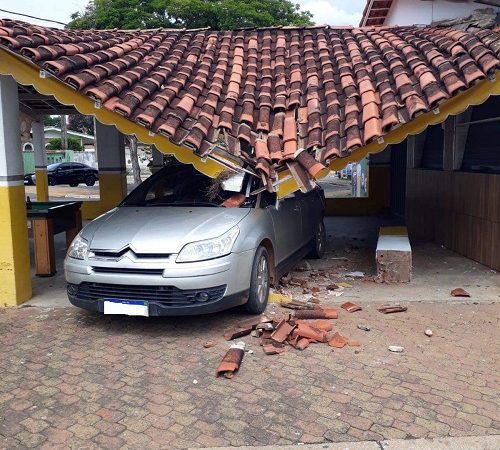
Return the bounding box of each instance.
[0,0,366,28]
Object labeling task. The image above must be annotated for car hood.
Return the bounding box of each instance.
[85,206,251,254]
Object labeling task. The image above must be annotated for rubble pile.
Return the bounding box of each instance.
[216,297,364,378]
[215,261,411,379]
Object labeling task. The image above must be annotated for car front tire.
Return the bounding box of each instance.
[48,177,56,186]
[85,175,96,186]
[244,246,270,314]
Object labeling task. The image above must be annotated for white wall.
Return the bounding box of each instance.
[385,0,500,26]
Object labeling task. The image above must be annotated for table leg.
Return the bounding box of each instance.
[32,218,56,277]
[66,210,83,248]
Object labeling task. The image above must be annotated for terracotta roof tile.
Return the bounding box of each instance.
[1,18,499,189]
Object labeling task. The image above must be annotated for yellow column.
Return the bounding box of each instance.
[0,75,32,306]
[0,184,32,305]
[32,120,49,201]
[98,170,127,213]
[35,168,49,201]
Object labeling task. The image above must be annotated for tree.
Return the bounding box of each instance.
[68,0,313,30]
[43,116,60,127]
[127,136,142,185]
[68,115,95,135]
[67,0,313,182]
[46,137,84,152]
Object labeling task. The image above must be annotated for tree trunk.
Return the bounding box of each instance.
[61,115,68,150]
[128,135,142,186]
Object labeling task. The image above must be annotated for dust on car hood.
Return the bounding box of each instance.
[86,206,250,254]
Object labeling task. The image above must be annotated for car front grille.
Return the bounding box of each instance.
[69,282,227,305]
[91,267,164,276]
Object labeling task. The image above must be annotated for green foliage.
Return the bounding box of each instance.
[68,115,95,135]
[67,0,313,30]
[46,137,84,152]
[43,116,60,127]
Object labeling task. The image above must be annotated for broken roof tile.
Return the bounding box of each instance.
[1,18,498,191]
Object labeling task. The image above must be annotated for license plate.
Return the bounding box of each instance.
[103,299,149,317]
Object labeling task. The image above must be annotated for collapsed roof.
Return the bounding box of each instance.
[0,19,499,192]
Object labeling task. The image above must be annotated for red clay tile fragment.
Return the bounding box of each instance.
[450,288,470,297]
[377,305,408,314]
[293,308,338,320]
[221,193,246,208]
[237,315,272,329]
[270,319,296,343]
[216,342,245,378]
[224,327,252,341]
[295,321,328,342]
[296,338,310,350]
[328,332,347,348]
[263,344,286,355]
[311,320,333,332]
[341,302,362,313]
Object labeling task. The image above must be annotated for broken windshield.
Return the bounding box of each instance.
[120,164,256,208]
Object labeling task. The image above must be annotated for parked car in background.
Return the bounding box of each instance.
[338,163,353,180]
[65,164,326,316]
[25,162,98,187]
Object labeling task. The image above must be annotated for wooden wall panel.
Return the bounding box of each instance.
[406,169,500,271]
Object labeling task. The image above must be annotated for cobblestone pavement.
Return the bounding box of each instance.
[0,301,499,449]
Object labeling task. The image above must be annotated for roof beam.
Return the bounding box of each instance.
[18,104,77,116]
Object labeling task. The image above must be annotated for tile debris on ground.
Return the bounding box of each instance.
[1,298,499,449]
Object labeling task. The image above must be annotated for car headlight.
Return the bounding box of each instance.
[176,226,240,263]
[67,234,88,260]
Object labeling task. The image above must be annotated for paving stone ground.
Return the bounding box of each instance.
[0,300,499,449]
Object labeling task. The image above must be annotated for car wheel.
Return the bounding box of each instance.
[70,182,78,187]
[85,175,96,186]
[308,219,326,259]
[48,177,56,186]
[244,246,270,314]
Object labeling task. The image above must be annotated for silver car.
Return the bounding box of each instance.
[65,164,326,316]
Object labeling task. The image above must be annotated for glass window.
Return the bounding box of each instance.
[461,97,500,174]
[121,164,255,207]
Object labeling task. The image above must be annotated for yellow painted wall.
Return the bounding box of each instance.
[0,185,32,306]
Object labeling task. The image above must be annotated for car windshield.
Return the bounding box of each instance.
[47,163,61,171]
[120,164,256,208]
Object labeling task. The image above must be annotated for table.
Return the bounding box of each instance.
[27,201,83,277]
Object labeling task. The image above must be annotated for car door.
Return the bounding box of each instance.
[261,191,303,265]
[55,163,72,184]
[297,190,320,245]
[297,188,323,245]
[72,163,85,182]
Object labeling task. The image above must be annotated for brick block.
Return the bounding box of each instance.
[376,226,412,282]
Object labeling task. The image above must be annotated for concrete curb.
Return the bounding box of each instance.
[194,434,500,450]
